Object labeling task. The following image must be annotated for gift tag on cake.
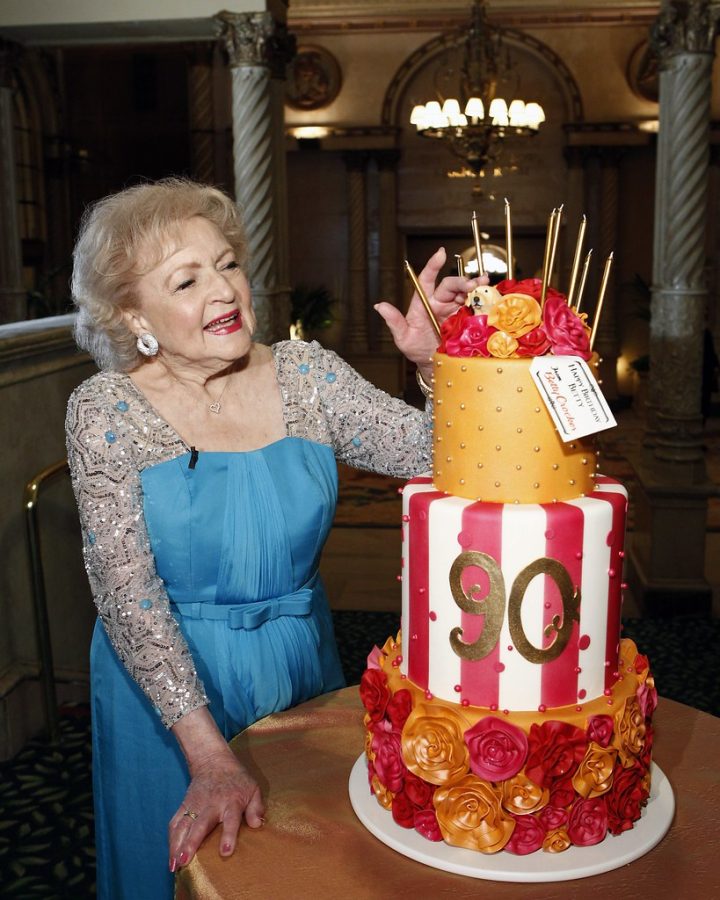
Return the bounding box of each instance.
[529,356,616,441]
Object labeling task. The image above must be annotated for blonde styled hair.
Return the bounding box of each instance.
[71,178,248,371]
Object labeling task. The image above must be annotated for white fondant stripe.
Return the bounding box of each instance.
[567,495,612,703]
[427,496,468,700]
[498,504,547,711]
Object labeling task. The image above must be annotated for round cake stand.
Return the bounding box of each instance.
[348,756,674,883]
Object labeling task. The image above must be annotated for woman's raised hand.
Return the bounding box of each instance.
[374,247,486,378]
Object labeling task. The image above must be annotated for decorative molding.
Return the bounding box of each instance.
[285,44,342,110]
[650,0,720,61]
[0,317,93,387]
[216,10,295,75]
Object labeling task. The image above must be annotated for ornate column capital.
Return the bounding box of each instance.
[651,0,720,61]
[215,10,295,78]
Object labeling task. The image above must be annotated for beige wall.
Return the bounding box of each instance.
[0,318,96,759]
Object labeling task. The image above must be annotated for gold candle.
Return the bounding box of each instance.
[455,253,464,277]
[590,252,614,350]
[547,203,564,289]
[567,214,587,308]
[404,259,442,338]
[471,211,486,277]
[575,248,593,315]
[540,207,557,309]
[505,197,514,280]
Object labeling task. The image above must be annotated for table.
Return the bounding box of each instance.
[176,688,720,899]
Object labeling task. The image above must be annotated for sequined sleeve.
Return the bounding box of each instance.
[65,376,209,728]
[274,340,432,476]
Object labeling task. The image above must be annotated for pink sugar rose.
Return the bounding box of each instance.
[504,814,546,855]
[414,808,444,842]
[543,294,592,360]
[443,313,498,358]
[437,305,473,355]
[371,729,406,793]
[516,325,551,357]
[568,797,609,847]
[549,775,576,808]
[526,721,588,789]
[464,716,529,782]
[586,714,615,748]
[636,680,658,720]
[538,805,569,831]
[386,689,413,730]
[366,645,385,671]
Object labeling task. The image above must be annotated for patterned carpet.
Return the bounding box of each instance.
[0,610,717,898]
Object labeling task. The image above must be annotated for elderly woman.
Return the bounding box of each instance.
[66,178,478,899]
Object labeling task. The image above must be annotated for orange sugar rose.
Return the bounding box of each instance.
[401,703,470,786]
[487,292,542,338]
[572,742,618,799]
[433,775,515,853]
[486,331,519,358]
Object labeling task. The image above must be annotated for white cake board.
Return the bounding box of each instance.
[348,755,674,883]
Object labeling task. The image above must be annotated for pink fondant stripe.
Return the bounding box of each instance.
[460,502,504,708]
[407,482,441,690]
[540,503,584,708]
[593,481,627,689]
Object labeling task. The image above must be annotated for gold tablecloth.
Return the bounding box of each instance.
[176,688,719,899]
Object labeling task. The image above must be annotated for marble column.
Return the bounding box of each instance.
[216,11,295,343]
[376,150,400,353]
[0,40,25,324]
[628,0,720,614]
[343,151,370,353]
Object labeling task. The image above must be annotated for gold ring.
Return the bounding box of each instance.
[183,810,199,820]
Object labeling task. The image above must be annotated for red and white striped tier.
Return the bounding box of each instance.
[400,476,627,713]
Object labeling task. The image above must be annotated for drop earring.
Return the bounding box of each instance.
[136,332,159,357]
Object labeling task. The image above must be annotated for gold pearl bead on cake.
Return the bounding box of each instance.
[552,463,559,470]
[496,405,502,412]
[517,427,523,433]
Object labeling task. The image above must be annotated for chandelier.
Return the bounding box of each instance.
[410,0,545,180]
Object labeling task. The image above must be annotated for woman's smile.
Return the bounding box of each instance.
[204,310,242,334]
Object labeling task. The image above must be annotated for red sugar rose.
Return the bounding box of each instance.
[505,814,546,855]
[605,761,649,835]
[538,805,569,831]
[391,791,416,828]
[568,797,609,847]
[443,313,497,358]
[360,668,390,723]
[386,689,413,730]
[403,770,435,810]
[437,305,473,355]
[516,325,551,357]
[526,721,588,789]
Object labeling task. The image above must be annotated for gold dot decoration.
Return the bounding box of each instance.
[436,399,443,406]
[496,367,503,374]
[446,421,452,427]
[552,463,559,470]
[478,425,484,432]
[459,478,466,485]
[516,464,522,470]
[582,457,588,465]
[534,446,541,453]
[517,427,523,434]
[495,445,502,451]
[496,406,502,412]
[533,482,540,489]
[535,407,541,413]
[460,442,466,449]
[461,365,467,372]
[477,385,484,392]
[517,386,523,393]
[460,402,466,410]
[446,381,453,388]
[569,479,576,485]
[477,462,484,469]
[495,481,501,487]
[446,456,452,463]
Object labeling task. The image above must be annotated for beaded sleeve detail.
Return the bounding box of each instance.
[66,342,431,728]
[66,373,207,728]
[274,340,432,476]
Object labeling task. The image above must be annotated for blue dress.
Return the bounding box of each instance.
[90,438,345,900]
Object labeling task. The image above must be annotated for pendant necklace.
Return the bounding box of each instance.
[208,376,231,414]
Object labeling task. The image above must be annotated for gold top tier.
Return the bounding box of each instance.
[432,354,597,503]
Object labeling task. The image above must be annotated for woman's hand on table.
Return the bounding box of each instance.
[170,706,265,872]
[168,749,264,870]
[374,247,486,381]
